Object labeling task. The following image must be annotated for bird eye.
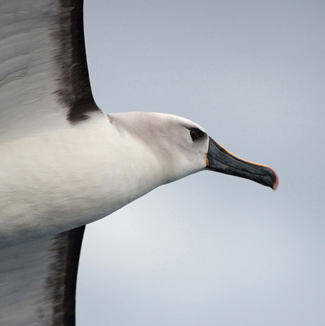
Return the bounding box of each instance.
[190,128,203,141]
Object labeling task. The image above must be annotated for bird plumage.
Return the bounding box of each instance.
[0,0,278,325]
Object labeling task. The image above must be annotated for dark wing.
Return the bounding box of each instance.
[0,226,85,326]
[0,0,102,143]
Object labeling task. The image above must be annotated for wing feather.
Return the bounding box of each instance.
[0,2,99,324]
[0,0,101,143]
[0,226,85,326]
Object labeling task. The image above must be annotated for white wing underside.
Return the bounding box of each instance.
[0,0,68,142]
[0,0,100,143]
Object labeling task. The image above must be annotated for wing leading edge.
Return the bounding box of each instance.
[0,0,101,143]
[0,226,85,326]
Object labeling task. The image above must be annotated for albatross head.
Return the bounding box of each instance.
[108,112,279,191]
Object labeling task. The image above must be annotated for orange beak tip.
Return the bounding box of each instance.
[272,168,279,191]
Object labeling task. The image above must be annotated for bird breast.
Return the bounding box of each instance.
[0,115,163,245]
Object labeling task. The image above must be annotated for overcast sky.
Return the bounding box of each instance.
[77,1,325,325]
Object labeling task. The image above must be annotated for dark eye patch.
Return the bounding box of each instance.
[189,128,204,141]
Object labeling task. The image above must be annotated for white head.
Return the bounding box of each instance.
[108,112,278,190]
[108,112,209,184]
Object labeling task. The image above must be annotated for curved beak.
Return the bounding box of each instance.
[206,137,279,190]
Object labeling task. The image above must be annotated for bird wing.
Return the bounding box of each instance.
[0,226,85,326]
[1,0,96,324]
[0,0,101,143]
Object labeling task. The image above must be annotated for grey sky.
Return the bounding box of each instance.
[77,1,325,325]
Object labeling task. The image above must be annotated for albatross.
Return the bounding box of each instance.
[0,0,279,325]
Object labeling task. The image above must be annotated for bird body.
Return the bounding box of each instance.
[0,0,278,324]
[0,111,208,246]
